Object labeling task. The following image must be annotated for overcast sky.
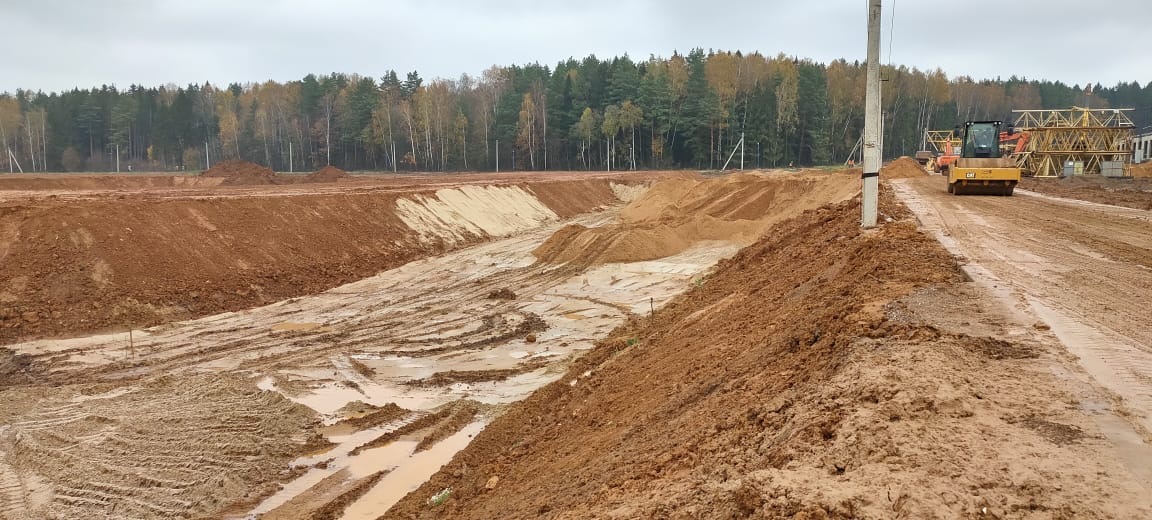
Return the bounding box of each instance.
[1,0,1149,94]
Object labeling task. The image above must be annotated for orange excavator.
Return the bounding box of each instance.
[999,129,1029,156]
[923,130,962,173]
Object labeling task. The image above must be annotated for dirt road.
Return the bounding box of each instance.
[893,177,1152,436]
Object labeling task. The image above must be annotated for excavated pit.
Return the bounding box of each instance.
[0,169,862,519]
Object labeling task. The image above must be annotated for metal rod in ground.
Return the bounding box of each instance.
[861,0,882,228]
[721,134,745,171]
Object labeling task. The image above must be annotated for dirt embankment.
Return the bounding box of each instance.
[0,178,634,344]
[1020,176,1152,210]
[881,156,930,179]
[201,160,279,185]
[386,191,1150,518]
[533,172,858,267]
[302,165,350,183]
[1130,161,1152,178]
[0,175,224,190]
[201,161,351,185]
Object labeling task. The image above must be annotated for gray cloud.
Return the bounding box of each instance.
[1,0,1149,93]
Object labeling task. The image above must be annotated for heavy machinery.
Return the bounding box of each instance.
[923,130,962,173]
[946,121,1021,195]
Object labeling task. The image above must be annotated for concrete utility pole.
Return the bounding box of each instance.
[740,132,745,170]
[861,0,882,228]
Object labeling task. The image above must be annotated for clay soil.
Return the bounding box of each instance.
[386,188,1152,518]
[0,171,673,344]
[880,156,930,179]
[2,167,1149,519]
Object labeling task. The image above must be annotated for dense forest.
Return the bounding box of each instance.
[1,49,1150,173]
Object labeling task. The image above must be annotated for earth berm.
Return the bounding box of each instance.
[385,188,1151,518]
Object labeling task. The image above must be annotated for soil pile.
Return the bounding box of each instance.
[881,156,930,179]
[303,165,350,183]
[533,172,857,267]
[1130,161,1152,178]
[387,192,1150,518]
[0,175,225,190]
[0,177,638,344]
[201,160,278,185]
[1019,176,1152,210]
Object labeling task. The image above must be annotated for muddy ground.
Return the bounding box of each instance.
[387,184,1152,518]
[1,168,863,519]
[1019,175,1152,210]
[0,171,682,344]
[3,164,1151,519]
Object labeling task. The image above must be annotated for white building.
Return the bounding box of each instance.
[1134,130,1152,163]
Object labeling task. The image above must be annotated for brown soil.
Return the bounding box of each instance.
[200,160,278,185]
[486,288,517,300]
[336,402,412,430]
[385,190,1151,518]
[351,401,481,456]
[0,176,640,345]
[414,402,482,452]
[1130,161,1152,178]
[263,469,389,520]
[1019,176,1152,210]
[303,165,350,183]
[533,172,857,267]
[881,156,930,179]
[407,361,548,388]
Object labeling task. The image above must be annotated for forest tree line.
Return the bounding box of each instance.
[1,48,1150,173]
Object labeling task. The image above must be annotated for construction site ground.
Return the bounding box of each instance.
[2,164,1151,519]
[1019,175,1152,210]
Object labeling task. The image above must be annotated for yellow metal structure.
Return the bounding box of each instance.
[1011,107,1134,177]
[924,130,962,172]
[925,130,960,154]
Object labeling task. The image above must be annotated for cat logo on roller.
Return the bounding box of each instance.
[944,121,1021,196]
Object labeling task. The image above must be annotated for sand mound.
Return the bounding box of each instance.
[303,165,350,183]
[1130,161,1152,178]
[201,160,278,186]
[881,156,929,179]
[533,172,859,267]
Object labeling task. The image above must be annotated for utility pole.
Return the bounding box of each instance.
[496,139,499,172]
[740,132,745,170]
[205,141,211,170]
[862,0,882,228]
[289,141,294,173]
[115,143,120,173]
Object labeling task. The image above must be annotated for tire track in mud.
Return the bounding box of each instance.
[0,376,315,519]
[0,461,28,519]
[894,177,1152,434]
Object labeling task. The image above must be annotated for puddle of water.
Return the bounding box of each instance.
[244,414,419,517]
[341,421,487,519]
